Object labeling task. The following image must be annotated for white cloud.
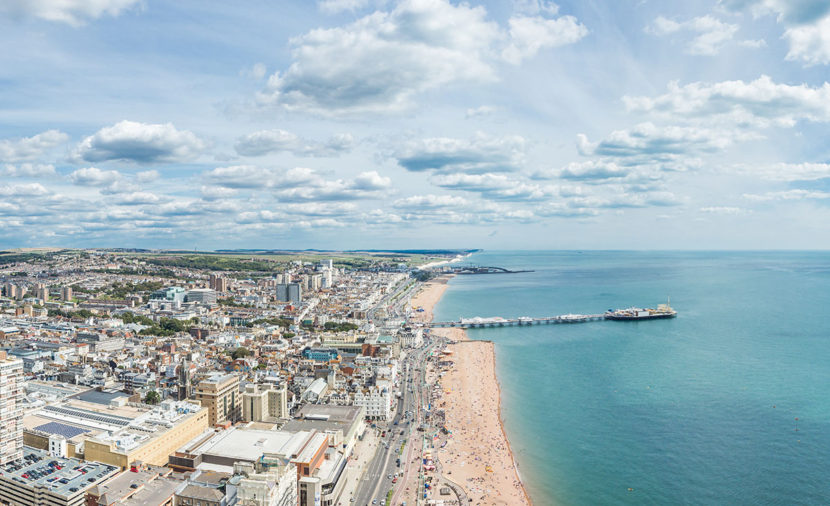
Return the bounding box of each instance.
[200,185,238,201]
[649,15,738,55]
[502,14,587,64]
[623,75,830,127]
[738,162,830,181]
[259,0,584,114]
[743,189,830,201]
[512,0,560,16]
[274,170,391,202]
[318,0,371,14]
[0,163,57,177]
[718,0,830,65]
[395,134,527,173]
[430,172,554,201]
[69,167,122,186]
[465,105,497,119]
[738,38,767,48]
[73,120,205,163]
[783,15,830,65]
[235,129,353,157]
[393,194,470,210]
[0,130,68,162]
[556,160,630,181]
[136,169,160,183]
[0,183,50,197]
[0,0,141,26]
[118,191,163,205]
[579,122,739,158]
[700,206,748,214]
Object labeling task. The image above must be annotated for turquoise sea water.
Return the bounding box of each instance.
[432,251,830,505]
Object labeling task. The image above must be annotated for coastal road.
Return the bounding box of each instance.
[353,335,440,505]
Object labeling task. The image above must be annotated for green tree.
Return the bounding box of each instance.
[144,390,161,405]
[231,347,250,360]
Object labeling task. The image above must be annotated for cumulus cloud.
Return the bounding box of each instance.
[578,123,739,159]
[73,120,205,163]
[274,171,391,202]
[318,0,371,14]
[743,189,830,201]
[555,160,631,181]
[0,163,57,177]
[700,206,749,214]
[648,15,738,55]
[502,14,587,64]
[430,173,554,201]
[0,130,68,162]
[136,169,160,183]
[718,0,830,65]
[203,165,391,202]
[624,75,830,127]
[783,16,830,65]
[69,167,122,186]
[235,129,353,157]
[394,134,527,173]
[200,185,238,201]
[0,0,141,26]
[465,106,497,119]
[118,192,164,206]
[393,194,470,210]
[0,183,50,197]
[258,0,584,114]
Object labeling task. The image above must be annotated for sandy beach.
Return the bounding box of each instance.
[408,280,532,506]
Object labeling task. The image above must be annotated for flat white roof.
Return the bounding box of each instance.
[196,428,312,461]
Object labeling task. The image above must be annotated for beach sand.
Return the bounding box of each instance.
[407,279,532,506]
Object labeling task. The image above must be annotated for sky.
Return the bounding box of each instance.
[2,0,830,250]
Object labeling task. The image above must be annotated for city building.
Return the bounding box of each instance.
[35,283,48,301]
[195,373,241,427]
[23,394,209,469]
[209,274,229,293]
[236,460,297,506]
[0,447,119,506]
[86,465,184,506]
[60,285,73,301]
[0,351,24,465]
[353,385,392,421]
[241,382,289,423]
[178,359,193,400]
[275,283,302,304]
[301,347,340,362]
[150,287,187,304]
[186,288,217,305]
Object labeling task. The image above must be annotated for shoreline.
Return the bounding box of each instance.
[409,277,532,505]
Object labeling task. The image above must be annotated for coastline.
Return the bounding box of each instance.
[409,277,532,505]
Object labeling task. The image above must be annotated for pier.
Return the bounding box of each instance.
[445,265,535,275]
[430,314,607,328]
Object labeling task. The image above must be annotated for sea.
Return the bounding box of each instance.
[432,251,830,506]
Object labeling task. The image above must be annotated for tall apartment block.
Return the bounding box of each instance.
[209,274,229,292]
[276,283,302,304]
[60,285,73,301]
[195,373,241,426]
[35,283,48,301]
[241,383,289,422]
[0,351,24,465]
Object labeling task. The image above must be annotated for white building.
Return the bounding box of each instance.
[0,351,24,464]
[353,386,392,421]
[236,461,297,506]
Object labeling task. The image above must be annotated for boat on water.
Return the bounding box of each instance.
[605,299,677,321]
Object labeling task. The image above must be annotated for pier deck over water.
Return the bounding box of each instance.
[430,314,607,328]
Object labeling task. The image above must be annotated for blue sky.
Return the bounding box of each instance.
[1,0,830,249]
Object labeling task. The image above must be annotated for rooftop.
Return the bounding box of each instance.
[191,428,312,462]
[0,446,119,498]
